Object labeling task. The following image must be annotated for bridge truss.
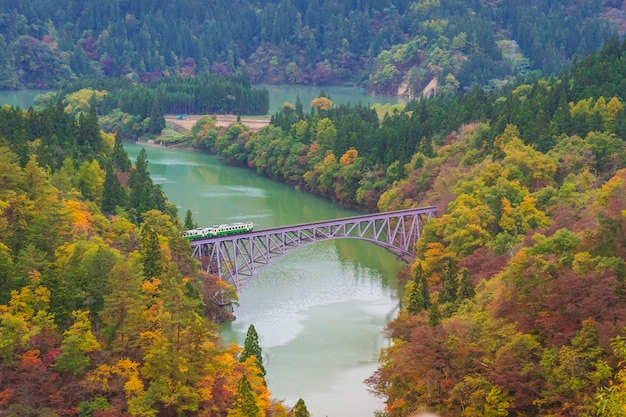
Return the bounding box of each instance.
[191,206,437,290]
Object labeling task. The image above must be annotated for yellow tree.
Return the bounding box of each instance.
[54,310,100,375]
[500,195,551,234]
[440,193,496,258]
[310,96,334,111]
[501,136,557,190]
[0,271,56,365]
[315,117,337,153]
[339,148,358,165]
[74,160,105,205]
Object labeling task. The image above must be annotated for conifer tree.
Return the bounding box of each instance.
[294,398,310,417]
[140,225,162,279]
[128,148,166,220]
[440,257,458,304]
[77,101,102,158]
[240,324,266,381]
[147,94,165,134]
[228,375,262,417]
[184,209,196,230]
[407,263,429,314]
[457,268,475,301]
[295,95,303,116]
[428,302,441,327]
[112,132,132,172]
[102,162,125,213]
[407,280,424,315]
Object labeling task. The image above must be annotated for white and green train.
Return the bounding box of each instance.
[183,222,254,240]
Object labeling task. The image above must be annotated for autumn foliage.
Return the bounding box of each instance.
[0,115,286,416]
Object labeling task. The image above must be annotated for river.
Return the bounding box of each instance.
[1,86,406,417]
[259,84,406,114]
[124,143,405,417]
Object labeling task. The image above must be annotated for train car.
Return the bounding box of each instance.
[213,222,254,236]
[184,222,254,240]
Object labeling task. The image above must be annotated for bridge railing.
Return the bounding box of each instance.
[191,206,437,290]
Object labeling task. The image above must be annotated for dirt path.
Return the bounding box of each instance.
[164,114,271,132]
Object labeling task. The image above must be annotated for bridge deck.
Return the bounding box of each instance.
[191,206,437,291]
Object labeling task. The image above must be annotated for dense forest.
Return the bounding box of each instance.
[180,37,626,415]
[3,1,626,416]
[0,0,623,95]
[0,101,298,414]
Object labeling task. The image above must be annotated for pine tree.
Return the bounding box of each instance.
[407,263,429,314]
[184,209,196,230]
[457,268,475,301]
[295,95,303,116]
[102,162,125,213]
[407,280,424,315]
[77,101,102,158]
[293,398,310,417]
[112,132,132,172]
[420,266,430,310]
[128,148,166,220]
[147,94,165,134]
[140,225,162,279]
[228,375,262,417]
[428,302,441,327]
[440,257,458,304]
[240,324,266,381]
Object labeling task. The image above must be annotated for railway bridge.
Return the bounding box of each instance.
[191,206,437,291]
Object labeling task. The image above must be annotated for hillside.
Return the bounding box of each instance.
[0,0,624,95]
[184,37,626,415]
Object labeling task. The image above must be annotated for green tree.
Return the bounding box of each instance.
[407,263,429,314]
[74,159,105,205]
[140,224,162,280]
[228,375,263,417]
[184,209,196,230]
[99,262,144,353]
[128,148,166,220]
[597,329,626,416]
[240,324,266,381]
[54,310,100,375]
[147,94,165,134]
[112,132,132,172]
[457,268,475,301]
[102,161,125,213]
[428,302,441,327]
[440,257,458,304]
[293,398,310,417]
[77,102,103,158]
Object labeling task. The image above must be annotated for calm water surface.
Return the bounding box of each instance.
[1,87,407,417]
[124,143,405,416]
[258,84,406,114]
[0,89,51,108]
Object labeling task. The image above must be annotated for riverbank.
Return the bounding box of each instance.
[165,114,271,132]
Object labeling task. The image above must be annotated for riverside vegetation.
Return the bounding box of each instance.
[3,14,626,417]
[3,36,626,416]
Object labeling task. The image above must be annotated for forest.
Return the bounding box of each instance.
[2,1,626,416]
[0,0,622,95]
[181,37,626,416]
[0,101,295,414]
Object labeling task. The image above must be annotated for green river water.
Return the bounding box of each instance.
[124,143,405,417]
[1,86,408,417]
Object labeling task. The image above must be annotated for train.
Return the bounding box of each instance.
[183,221,254,240]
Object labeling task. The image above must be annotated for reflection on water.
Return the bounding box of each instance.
[125,142,403,417]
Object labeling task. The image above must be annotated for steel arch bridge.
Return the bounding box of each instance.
[191,206,437,291]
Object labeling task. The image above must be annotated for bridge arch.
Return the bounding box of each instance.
[191,207,437,291]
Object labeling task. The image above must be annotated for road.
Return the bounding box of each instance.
[164,114,271,132]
